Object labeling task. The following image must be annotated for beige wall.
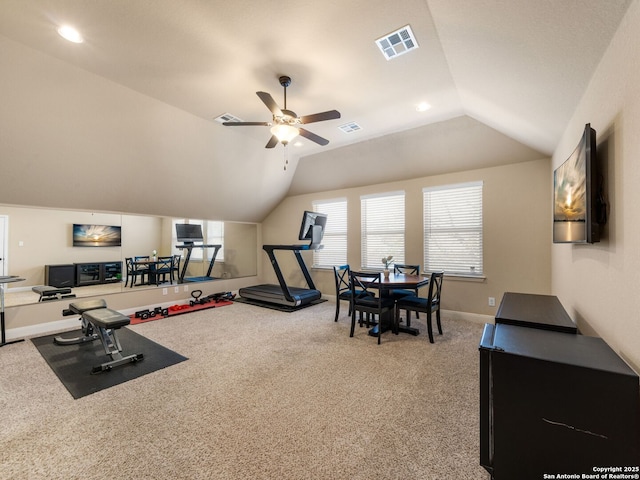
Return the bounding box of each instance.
[262,158,551,316]
[551,1,640,372]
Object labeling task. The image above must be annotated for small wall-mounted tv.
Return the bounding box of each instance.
[73,224,122,247]
[553,123,603,244]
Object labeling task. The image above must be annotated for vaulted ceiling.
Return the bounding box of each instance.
[0,0,631,221]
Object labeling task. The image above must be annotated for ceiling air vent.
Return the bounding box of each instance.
[375,25,419,60]
[339,122,362,134]
[214,113,243,124]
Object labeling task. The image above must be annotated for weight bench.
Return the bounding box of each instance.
[32,285,76,302]
[54,299,144,374]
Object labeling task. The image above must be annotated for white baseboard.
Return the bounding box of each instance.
[7,317,80,341]
[5,300,189,342]
[443,309,494,325]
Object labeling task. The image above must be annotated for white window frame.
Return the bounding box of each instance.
[361,191,405,270]
[312,198,347,268]
[172,219,224,262]
[423,181,483,277]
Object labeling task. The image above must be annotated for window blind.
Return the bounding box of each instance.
[361,191,405,269]
[312,198,347,267]
[423,182,483,276]
[171,219,224,261]
[205,220,224,261]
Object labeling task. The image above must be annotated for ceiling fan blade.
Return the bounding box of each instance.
[265,135,279,148]
[299,110,341,124]
[256,91,283,117]
[299,128,329,146]
[222,121,271,126]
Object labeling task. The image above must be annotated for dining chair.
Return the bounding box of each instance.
[392,263,421,317]
[333,265,374,322]
[154,256,173,285]
[170,255,181,283]
[349,270,397,345]
[125,257,147,288]
[394,271,444,343]
[134,255,150,271]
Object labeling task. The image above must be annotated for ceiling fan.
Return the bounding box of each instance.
[223,75,341,148]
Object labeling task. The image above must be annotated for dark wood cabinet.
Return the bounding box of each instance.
[480,323,639,478]
[74,261,122,286]
[45,264,75,288]
[46,262,122,287]
[495,291,577,333]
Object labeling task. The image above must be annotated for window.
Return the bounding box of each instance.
[312,198,347,267]
[423,182,483,276]
[361,191,405,269]
[172,219,224,261]
[205,220,224,262]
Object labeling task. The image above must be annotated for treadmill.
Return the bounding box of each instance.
[239,211,326,308]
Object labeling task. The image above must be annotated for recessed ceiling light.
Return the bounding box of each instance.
[57,25,83,43]
[416,102,431,112]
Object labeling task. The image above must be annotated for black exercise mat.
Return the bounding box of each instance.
[32,328,188,399]
[233,296,327,312]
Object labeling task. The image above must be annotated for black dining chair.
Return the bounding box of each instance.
[333,265,375,322]
[392,263,421,318]
[170,255,181,283]
[394,271,444,343]
[154,256,173,285]
[125,257,148,288]
[349,270,397,345]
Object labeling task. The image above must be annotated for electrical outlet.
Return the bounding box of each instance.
[184,285,188,292]
[162,288,168,295]
[174,286,179,293]
[488,297,496,307]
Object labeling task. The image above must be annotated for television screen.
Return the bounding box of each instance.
[73,224,121,247]
[553,123,600,243]
[298,211,327,245]
[176,223,203,243]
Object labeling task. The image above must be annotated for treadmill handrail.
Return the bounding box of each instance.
[262,244,320,303]
[262,244,324,251]
[175,244,222,283]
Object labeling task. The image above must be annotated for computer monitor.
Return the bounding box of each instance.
[176,223,203,244]
[298,211,327,246]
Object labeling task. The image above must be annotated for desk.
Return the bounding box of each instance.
[367,272,430,337]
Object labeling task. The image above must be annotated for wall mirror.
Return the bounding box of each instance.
[0,204,258,307]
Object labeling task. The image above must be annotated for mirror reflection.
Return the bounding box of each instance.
[0,205,258,306]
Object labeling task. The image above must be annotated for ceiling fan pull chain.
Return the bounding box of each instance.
[283,145,290,171]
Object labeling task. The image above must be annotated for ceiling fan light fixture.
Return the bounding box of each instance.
[271,124,299,145]
[57,25,84,43]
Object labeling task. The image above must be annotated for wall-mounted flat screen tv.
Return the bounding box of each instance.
[553,123,601,244]
[73,224,122,247]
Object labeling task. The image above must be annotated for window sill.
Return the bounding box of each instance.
[443,273,486,282]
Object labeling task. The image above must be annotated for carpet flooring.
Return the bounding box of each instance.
[1,300,489,479]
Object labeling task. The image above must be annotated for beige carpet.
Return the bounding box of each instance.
[0,301,489,479]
